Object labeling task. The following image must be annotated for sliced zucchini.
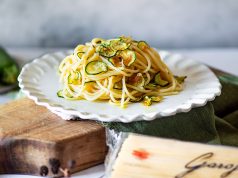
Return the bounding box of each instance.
[77,52,84,59]
[110,39,130,51]
[84,81,96,86]
[64,89,74,98]
[113,81,122,90]
[143,95,163,106]
[57,89,74,98]
[84,81,97,92]
[85,81,96,84]
[68,71,81,84]
[151,96,163,102]
[119,36,132,43]
[127,73,145,87]
[144,83,158,90]
[101,40,111,47]
[85,61,108,75]
[94,39,103,45]
[57,90,64,98]
[137,41,149,50]
[98,45,117,58]
[143,96,152,106]
[175,75,187,84]
[154,73,169,87]
[68,74,73,84]
[109,56,122,67]
[119,50,136,66]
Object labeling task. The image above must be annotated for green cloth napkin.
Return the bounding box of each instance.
[102,75,238,147]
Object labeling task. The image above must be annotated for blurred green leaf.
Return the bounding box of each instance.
[0,47,19,85]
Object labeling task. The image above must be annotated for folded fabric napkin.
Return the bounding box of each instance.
[102,74,238,147]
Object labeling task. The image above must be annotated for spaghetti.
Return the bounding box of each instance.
[58,36,186,107]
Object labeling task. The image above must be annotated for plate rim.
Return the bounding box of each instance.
[18,50,222,123]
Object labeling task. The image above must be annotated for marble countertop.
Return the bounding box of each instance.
[0,48,238,178]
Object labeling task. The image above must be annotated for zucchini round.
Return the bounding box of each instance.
[175,75,187,84]
[68,71,81,84]
[127,73,145,87]
[101,40,111,47]
[119,50,136,66]
[98,45,117,58]
[77,52,84,59]
[143,96,152,106]
[154,73,169,87]
[151,96,163,102]
[137,41,149,51]
[143,95,163,106]
[110,39,130,51]
[85,61,108,75]
[145,83,158,90]
[57,90,64,98]
[113,81,122,90]
[109,56,122,67]
[119,36,132,43]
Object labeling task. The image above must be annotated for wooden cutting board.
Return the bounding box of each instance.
[0,98,107,177]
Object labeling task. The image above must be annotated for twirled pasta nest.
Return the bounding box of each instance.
[58,36,186,107]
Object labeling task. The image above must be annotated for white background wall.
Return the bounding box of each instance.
[1,0,238,48]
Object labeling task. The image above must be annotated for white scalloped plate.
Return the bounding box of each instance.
[18,50,221,122]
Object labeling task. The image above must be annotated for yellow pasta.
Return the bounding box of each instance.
[57,36,186,108]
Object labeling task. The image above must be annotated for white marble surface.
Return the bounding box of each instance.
[1,0,238,48]
[0,48,238,177]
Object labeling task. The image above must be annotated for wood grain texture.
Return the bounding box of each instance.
[0,98,107,177]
